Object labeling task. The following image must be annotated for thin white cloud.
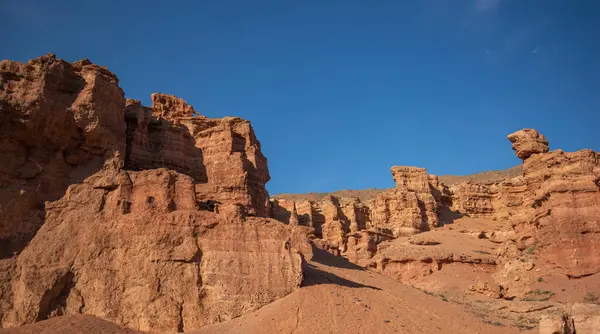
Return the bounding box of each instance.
[531,47,540,54]
[475,0,503,13]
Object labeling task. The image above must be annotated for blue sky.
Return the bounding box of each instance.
[1,0,598,194]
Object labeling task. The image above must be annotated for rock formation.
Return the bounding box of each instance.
[271,195,371,236]
[151,93,202,119]
[540,303,600,334]
[271,128,600,304]
[124,95,270,217]
[3,53,599,333]
[517,148,600,278]
[3,168,310,332]
[370,167,443,235]
[0,54,310,331]
[507,128,549,160]
[0,54,125,259]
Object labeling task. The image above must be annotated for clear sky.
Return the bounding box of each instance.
[1,0,598,194]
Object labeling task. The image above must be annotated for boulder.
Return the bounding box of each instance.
[151,92,202,119]
[507,128,549,160]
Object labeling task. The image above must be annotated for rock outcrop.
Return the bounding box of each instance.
[125,96,270,217]
[3,168,310,332]
[540,303,600,334]
[518,148,600,278]
[0,54,307,331]
[272,128,600,300]
[0,54,125,258]
[151,93,202,119]
[271,195,370,236]
[364,227,498,284]
[507,128,550,160]
[447,176,533,221]
[370,167,443,235]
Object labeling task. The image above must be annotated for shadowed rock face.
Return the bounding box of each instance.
[124,97,271,217]
[0,54,126,258]
[0,54,302,331]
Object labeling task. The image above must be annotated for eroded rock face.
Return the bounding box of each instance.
[3,168,309,331]
[519,149,600,278]
[151,93,202,119]
[124,100,207,182]
[125,101,270,217]
[270,195,371,236]
[0,54,126,258]
[507,128,549,160]
[539,312,575,334]
[0,54,271,256]
[364,228,498,284]
[447,176,533,222]
[370,167,441,235]
[0,54,287,330]
[272,128,599,298]
[539,304,600,334]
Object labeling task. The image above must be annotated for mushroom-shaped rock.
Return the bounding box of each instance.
[151,92,203,119]
[507,128,549,160]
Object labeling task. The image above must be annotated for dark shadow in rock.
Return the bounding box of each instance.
[437,205,464,226]
[301,263,381,290]
[270,199,292,224]
[311,210,326,238]
[124,104,208,183]
[430,186,464,226]
[417,199,430,231]
[0,60,93,259]
[310,243,365,271]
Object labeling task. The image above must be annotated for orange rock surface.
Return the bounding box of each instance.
[2,53,599,333]
[0,55,304,332]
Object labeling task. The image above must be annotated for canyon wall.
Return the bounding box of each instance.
[124,93,270,217]
[272,129,600,280]
[0,55,126,258]
[0,54,309,331]
[3,168,309,332]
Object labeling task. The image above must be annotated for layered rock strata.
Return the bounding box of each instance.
[3,168,310,332]
[124,95,270,217]
[370,167,444,235]
[272,129,600,282]
[0,55,125,258]
[0,54,307,331]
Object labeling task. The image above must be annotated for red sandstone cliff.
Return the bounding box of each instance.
[2,53,598,333]
[0,54,308,332]
[271,128,600,282]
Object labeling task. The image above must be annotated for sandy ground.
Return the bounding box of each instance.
[0,315,141,334]
[193,247,516,334]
